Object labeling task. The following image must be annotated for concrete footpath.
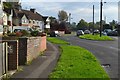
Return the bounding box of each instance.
[10,41,60,79]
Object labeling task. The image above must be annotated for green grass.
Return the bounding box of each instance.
[79,34,113,41]
[49,45,110,79]
[47,37,69,44]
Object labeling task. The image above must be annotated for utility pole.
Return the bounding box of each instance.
[69,13,71,24]
[100,0,103,37]
[93,5,94,35]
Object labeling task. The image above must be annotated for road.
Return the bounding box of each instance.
[58,35,119,79]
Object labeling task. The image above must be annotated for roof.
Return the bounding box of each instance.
[13,9,43,21]
[13,9,28,19]
[22,9,43,21]
[3,8,11,14]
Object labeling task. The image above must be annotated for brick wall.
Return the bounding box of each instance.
[40,36,46,52]
[19,36,46,65]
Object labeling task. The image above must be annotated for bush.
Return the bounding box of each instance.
[8,32,16,36]
[38,32,46,37]
[21,30,30,36]
[16,32,23,37]
[31,31,39,36]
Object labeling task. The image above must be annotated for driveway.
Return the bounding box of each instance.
[58,35,119,79]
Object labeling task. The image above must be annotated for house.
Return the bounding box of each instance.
[22,9,44,31]
[12,8,44,32]
[3,1,45,32]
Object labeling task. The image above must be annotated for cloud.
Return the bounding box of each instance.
[21,1,118,23]
[21,0,119,2]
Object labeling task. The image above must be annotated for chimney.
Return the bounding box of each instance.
[30,8,36,13]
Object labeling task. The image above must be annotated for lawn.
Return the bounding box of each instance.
[47,37,69,44]
[49,45,110,79]
[79,34,113,41]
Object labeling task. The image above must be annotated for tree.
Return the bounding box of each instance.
[109,20,117,29]
[70,22,77,31]
[58,10,68,22]
[76,19,88,31]
[49,16,56,23]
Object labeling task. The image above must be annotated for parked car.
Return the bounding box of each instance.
[94,29,100,34]
[104,29,112,33]
[50,31,56,37]
[55,31,60,37]
[107,29,118,36]
[84,30,91,34]
[13,26,33,32]
[76,30,84,36]
[102,31,107,36]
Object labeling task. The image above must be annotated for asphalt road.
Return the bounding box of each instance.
[58,35,119,79]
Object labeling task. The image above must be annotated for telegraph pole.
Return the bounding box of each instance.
[93,5,94,35]
[100,0,103,37]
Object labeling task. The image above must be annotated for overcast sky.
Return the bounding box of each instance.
[21,0,119,24]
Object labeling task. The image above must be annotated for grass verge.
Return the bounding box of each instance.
[49,45,110,79]
[47,37,69,44]
[79,34,113,41]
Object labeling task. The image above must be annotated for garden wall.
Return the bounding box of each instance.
[19,36,46,65]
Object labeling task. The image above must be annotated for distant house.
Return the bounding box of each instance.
[12,8,45,31]
[12,9,29,26]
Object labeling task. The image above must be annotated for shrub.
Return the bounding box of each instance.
[16,32,23,37]
[38,32,46,37]
[8,32,16,36]
[21,30,30,36]
[31,30,39,36]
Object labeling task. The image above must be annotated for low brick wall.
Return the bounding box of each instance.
[19,36,46,65]
[40,36,46,52]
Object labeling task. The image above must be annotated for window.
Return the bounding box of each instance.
[37,22,39,24]
[33,21,35,24]
[29,20,31,23]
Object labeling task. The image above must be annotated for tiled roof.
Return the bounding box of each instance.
[22,9,43,21]
[13,9,43,21]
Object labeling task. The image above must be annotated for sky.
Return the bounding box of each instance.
[21,0,119,24]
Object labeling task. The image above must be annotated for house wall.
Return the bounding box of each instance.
[21,15,29,26]
[13,18,19,26]
[39,21,44,31]
[3,12,7,26]
[28,19,34,28]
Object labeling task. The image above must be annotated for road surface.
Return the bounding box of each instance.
[58,35,119,79]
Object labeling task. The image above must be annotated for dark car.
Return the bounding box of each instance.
[84,30,91,34]
[50,31,56,37]
[76,30,84,36]
[107,29,118,36]
[104,29,112,33]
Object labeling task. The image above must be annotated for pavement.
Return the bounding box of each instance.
[10,41,60,79]
[58,35,119,79]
